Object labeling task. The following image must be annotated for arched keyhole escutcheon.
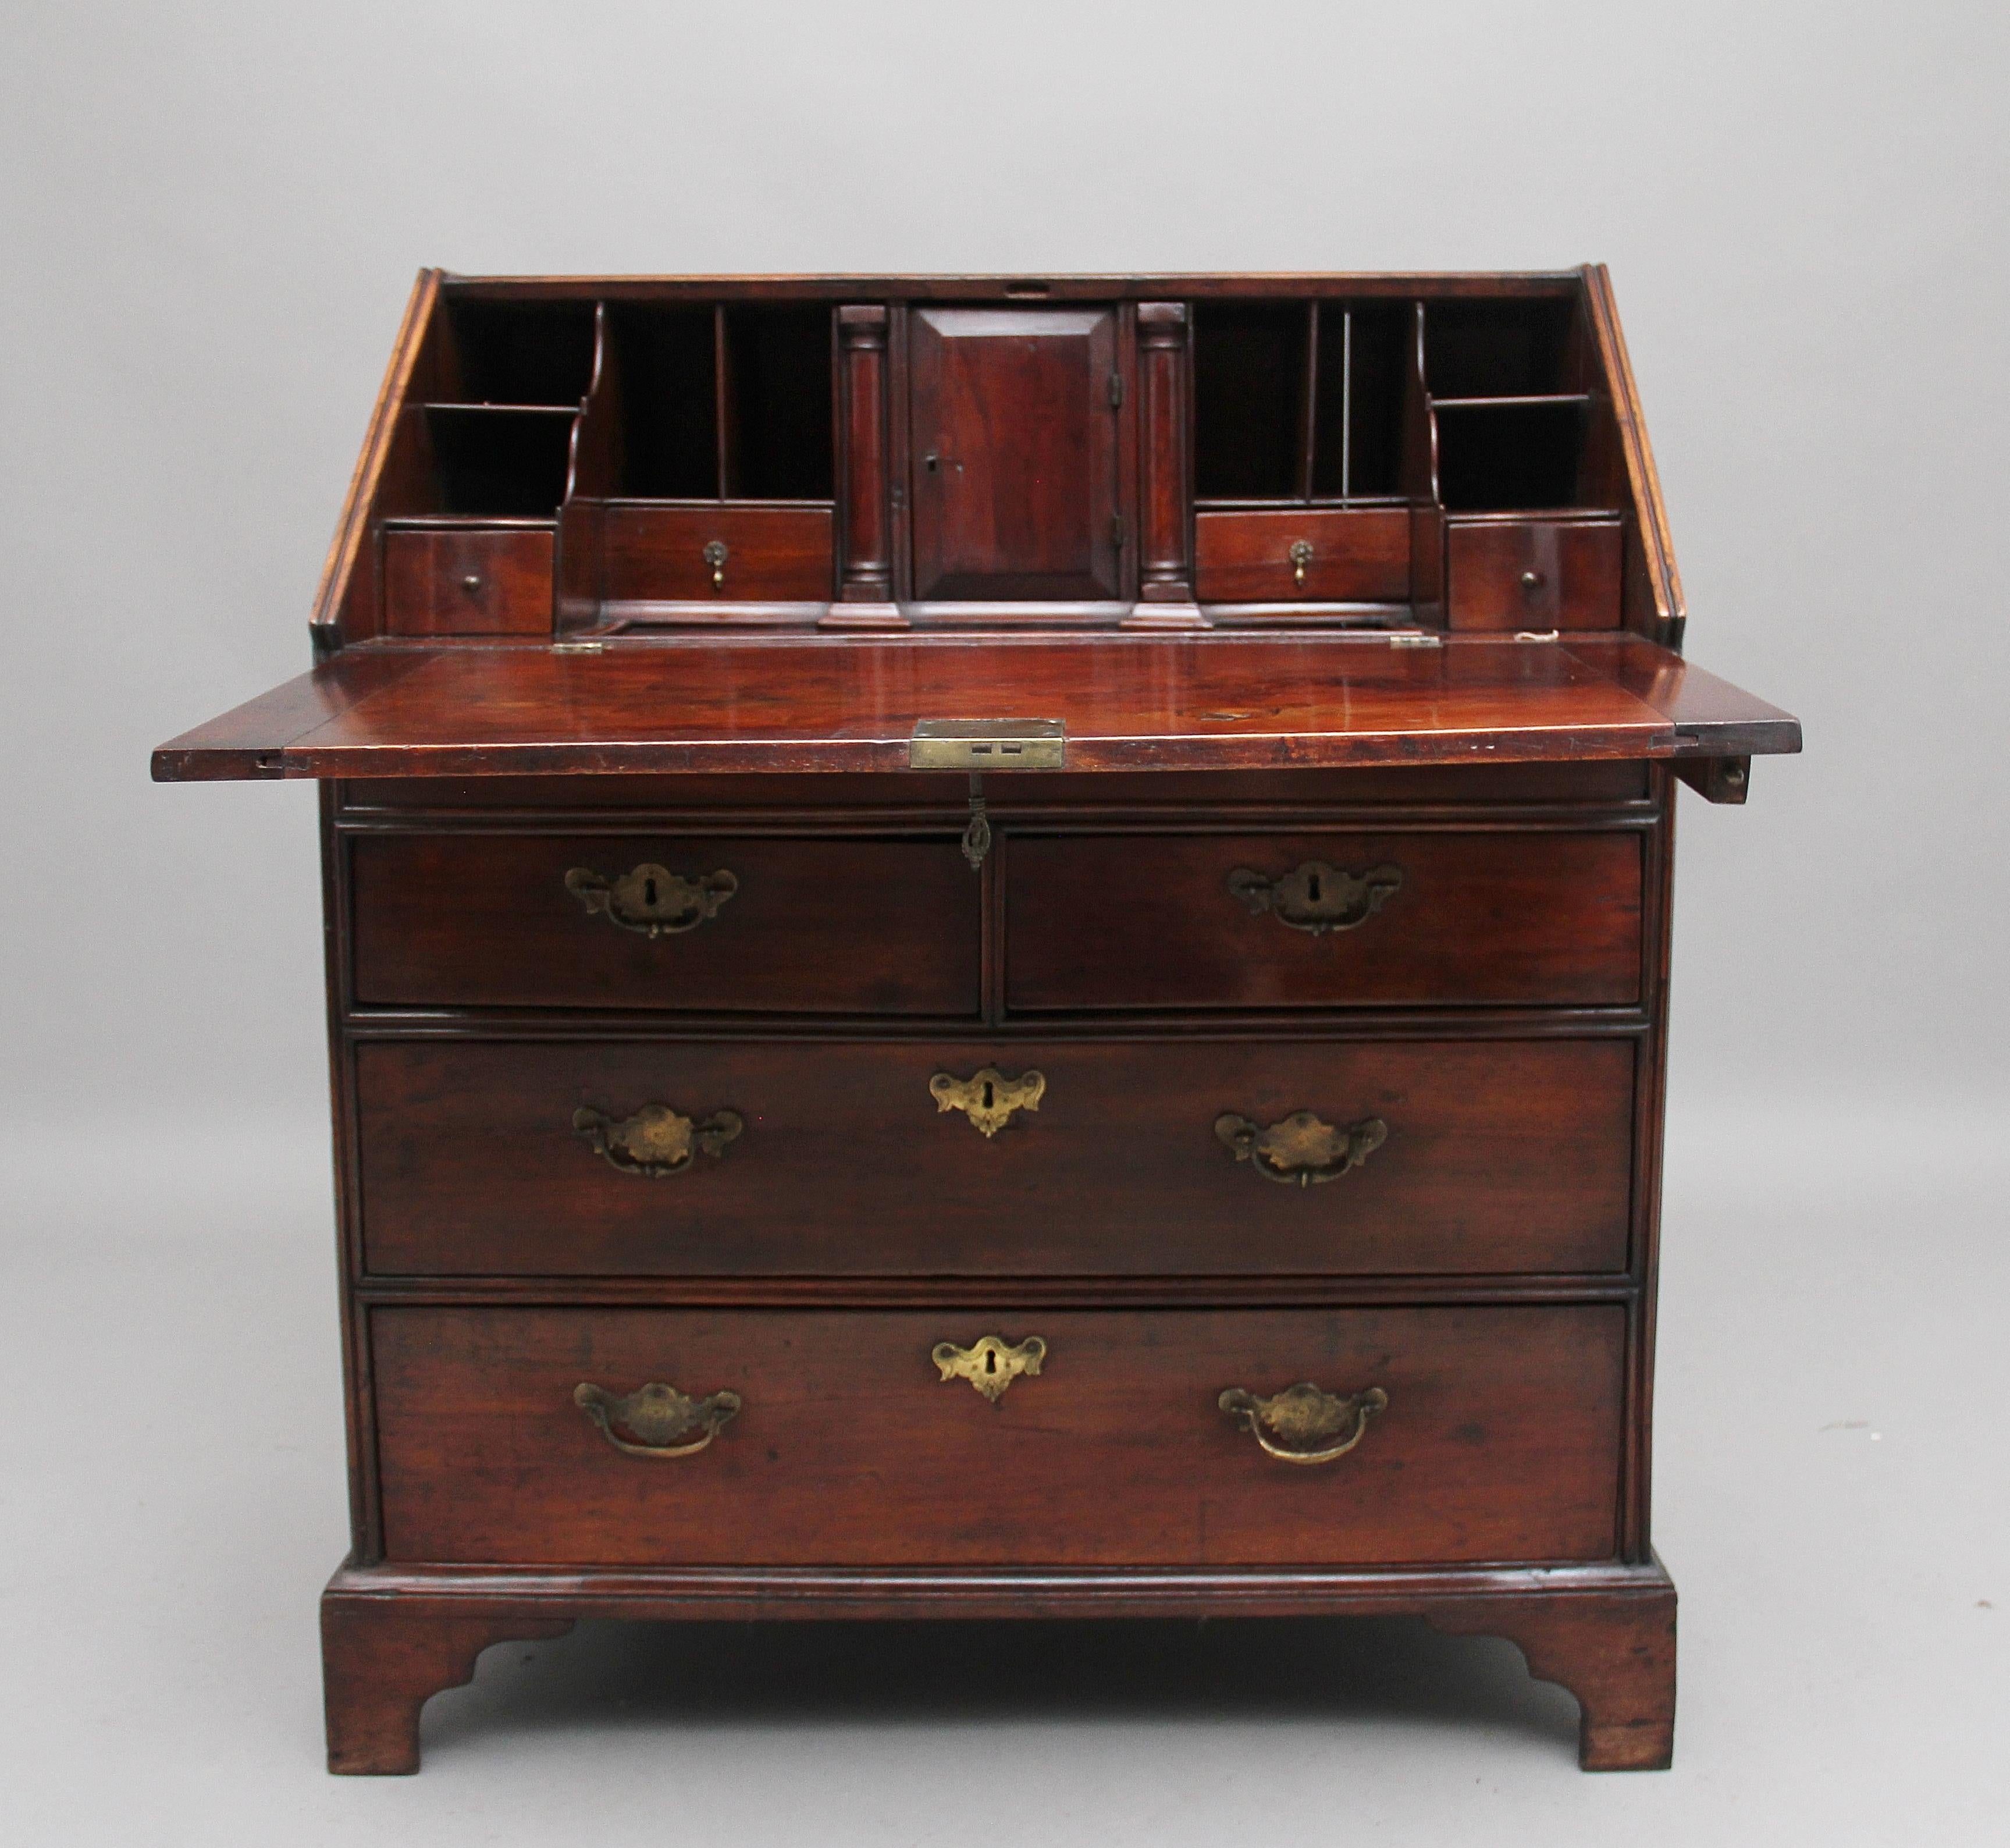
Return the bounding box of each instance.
[928,1067,1045,1139]
[933,1335,1047,1403]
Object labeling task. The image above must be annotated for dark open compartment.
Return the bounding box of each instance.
[423,406,575,516]
[723,306,834,500]
[1435,400,1588,511]
[1425,298,1577,398]
[444,299,598,406]
[1194,303,1307,500]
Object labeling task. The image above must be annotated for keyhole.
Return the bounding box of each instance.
[1308,873,1323,903]
[643,876,659,908]
[984,1351,998,1374]
[981,1081,995,1110]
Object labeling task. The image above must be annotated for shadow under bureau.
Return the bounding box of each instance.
[154,267,1799,1773]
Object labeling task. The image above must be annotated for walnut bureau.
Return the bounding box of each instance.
[154,269,1799,1772]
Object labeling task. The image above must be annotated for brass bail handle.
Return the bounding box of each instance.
[574,1380,742,1458]
[1215,1110,1387,1186]
[1219,1382,1388,1465]
[1226,859,1402,936]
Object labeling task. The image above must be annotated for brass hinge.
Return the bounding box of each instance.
[1109,371,1124,409]
[910,718,1066,770]
[1111,513,1126,550]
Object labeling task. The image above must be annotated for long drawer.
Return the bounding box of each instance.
[354,1036,1636,1277]
[1006,830,1643,1010]
[372,1305,1626,1568]
[349,833,980,1014]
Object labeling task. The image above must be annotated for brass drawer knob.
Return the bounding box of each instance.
[1219,1382,1388,1465]
[1215,1110,1387,1186]
[564,862,738,937]
[1226,859,1402,935]
[930,1066,1045,1138]
[933,1334,1047,1402]
[574,1381,741,1458]
[574,1103,742,1177]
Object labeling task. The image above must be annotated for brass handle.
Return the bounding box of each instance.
[565,863,738,937]
[574,1381,741,1458]
[930,1066,1045,1138]
[460,573,483,594]
[933,1335,1047,1402]
[1215,1110,1387,1186]
[1521,568,1545,590]
[1226,859,1401,934]
[703,538,728,590]
[1219,1382,1388,1465]
[574,1103,742,1177]
[1289,538,1314,589]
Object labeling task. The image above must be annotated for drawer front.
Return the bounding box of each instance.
[1194,507,1411,603]
[602,504,834,602]
[1007,831,1642,1011]
[355,1037,1634,1277]
[381,527,554,636]
[350,834,980,1014]
[1445,517,1622,631]
[373,1305,1625,1567]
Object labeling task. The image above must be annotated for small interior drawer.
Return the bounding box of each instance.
[1445,516,1622,631]
[1195,507,1411,603]
[380,525,554,636]
[372,1303,1625,1568]
[601,503,833,603]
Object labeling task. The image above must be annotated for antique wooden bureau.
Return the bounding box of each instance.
[154,268,1798,1772]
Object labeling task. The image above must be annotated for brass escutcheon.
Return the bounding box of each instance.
[1215,1110,1388,1186]
[930,1066,1044,1138]
[933,1335,1047,1403]
[564,863,738,937]
[574,1380,741,1457]
[573,1103,743,1178]
[1218,1381,1388,1465]
[1226,859,1402,935]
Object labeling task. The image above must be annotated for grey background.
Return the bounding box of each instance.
[2,2,2004,1842]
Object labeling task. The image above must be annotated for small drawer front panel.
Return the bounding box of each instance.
[381,527,554,636]
[1007,831,1642,1011]
[354,1036,1634,1277]
[372,1304,1625,1567]
[1194,508,1412,603]
[1445,517,1623,631]
[602,504,834,602]
[349,834,979,1014]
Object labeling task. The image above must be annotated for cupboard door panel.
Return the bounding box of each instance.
[909,307,1120,600]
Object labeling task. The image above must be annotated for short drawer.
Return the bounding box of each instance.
[348,834,979,1014]
[381,525,554,636]
[602,503,834,602]
[1006,831,1642,1011]
[372,1304,1625,1567]
[354,1036,1635,1277]
[1445,516,1622,631]
[1194,507,1411,603]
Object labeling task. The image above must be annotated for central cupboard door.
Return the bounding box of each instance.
[909,307,1122,599]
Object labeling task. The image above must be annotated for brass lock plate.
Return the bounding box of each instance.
[909,718,1065,770]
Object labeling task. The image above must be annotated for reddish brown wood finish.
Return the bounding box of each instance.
[371,1304,1625,1567]
[909,308,1121,599]
[152,272,1792,1775]
[353,1036,1635,1278]
[348,833,980,1013]
[1133,301,1198,610]
[1195,507,1412,603]
[154,634,1721,781]
[381,527,554,637]
[1008,829,1642,1010]
[600,503,833,604]
[321,1593,571,1774]
[1446,516,1623,631]
[834,304,896,609]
